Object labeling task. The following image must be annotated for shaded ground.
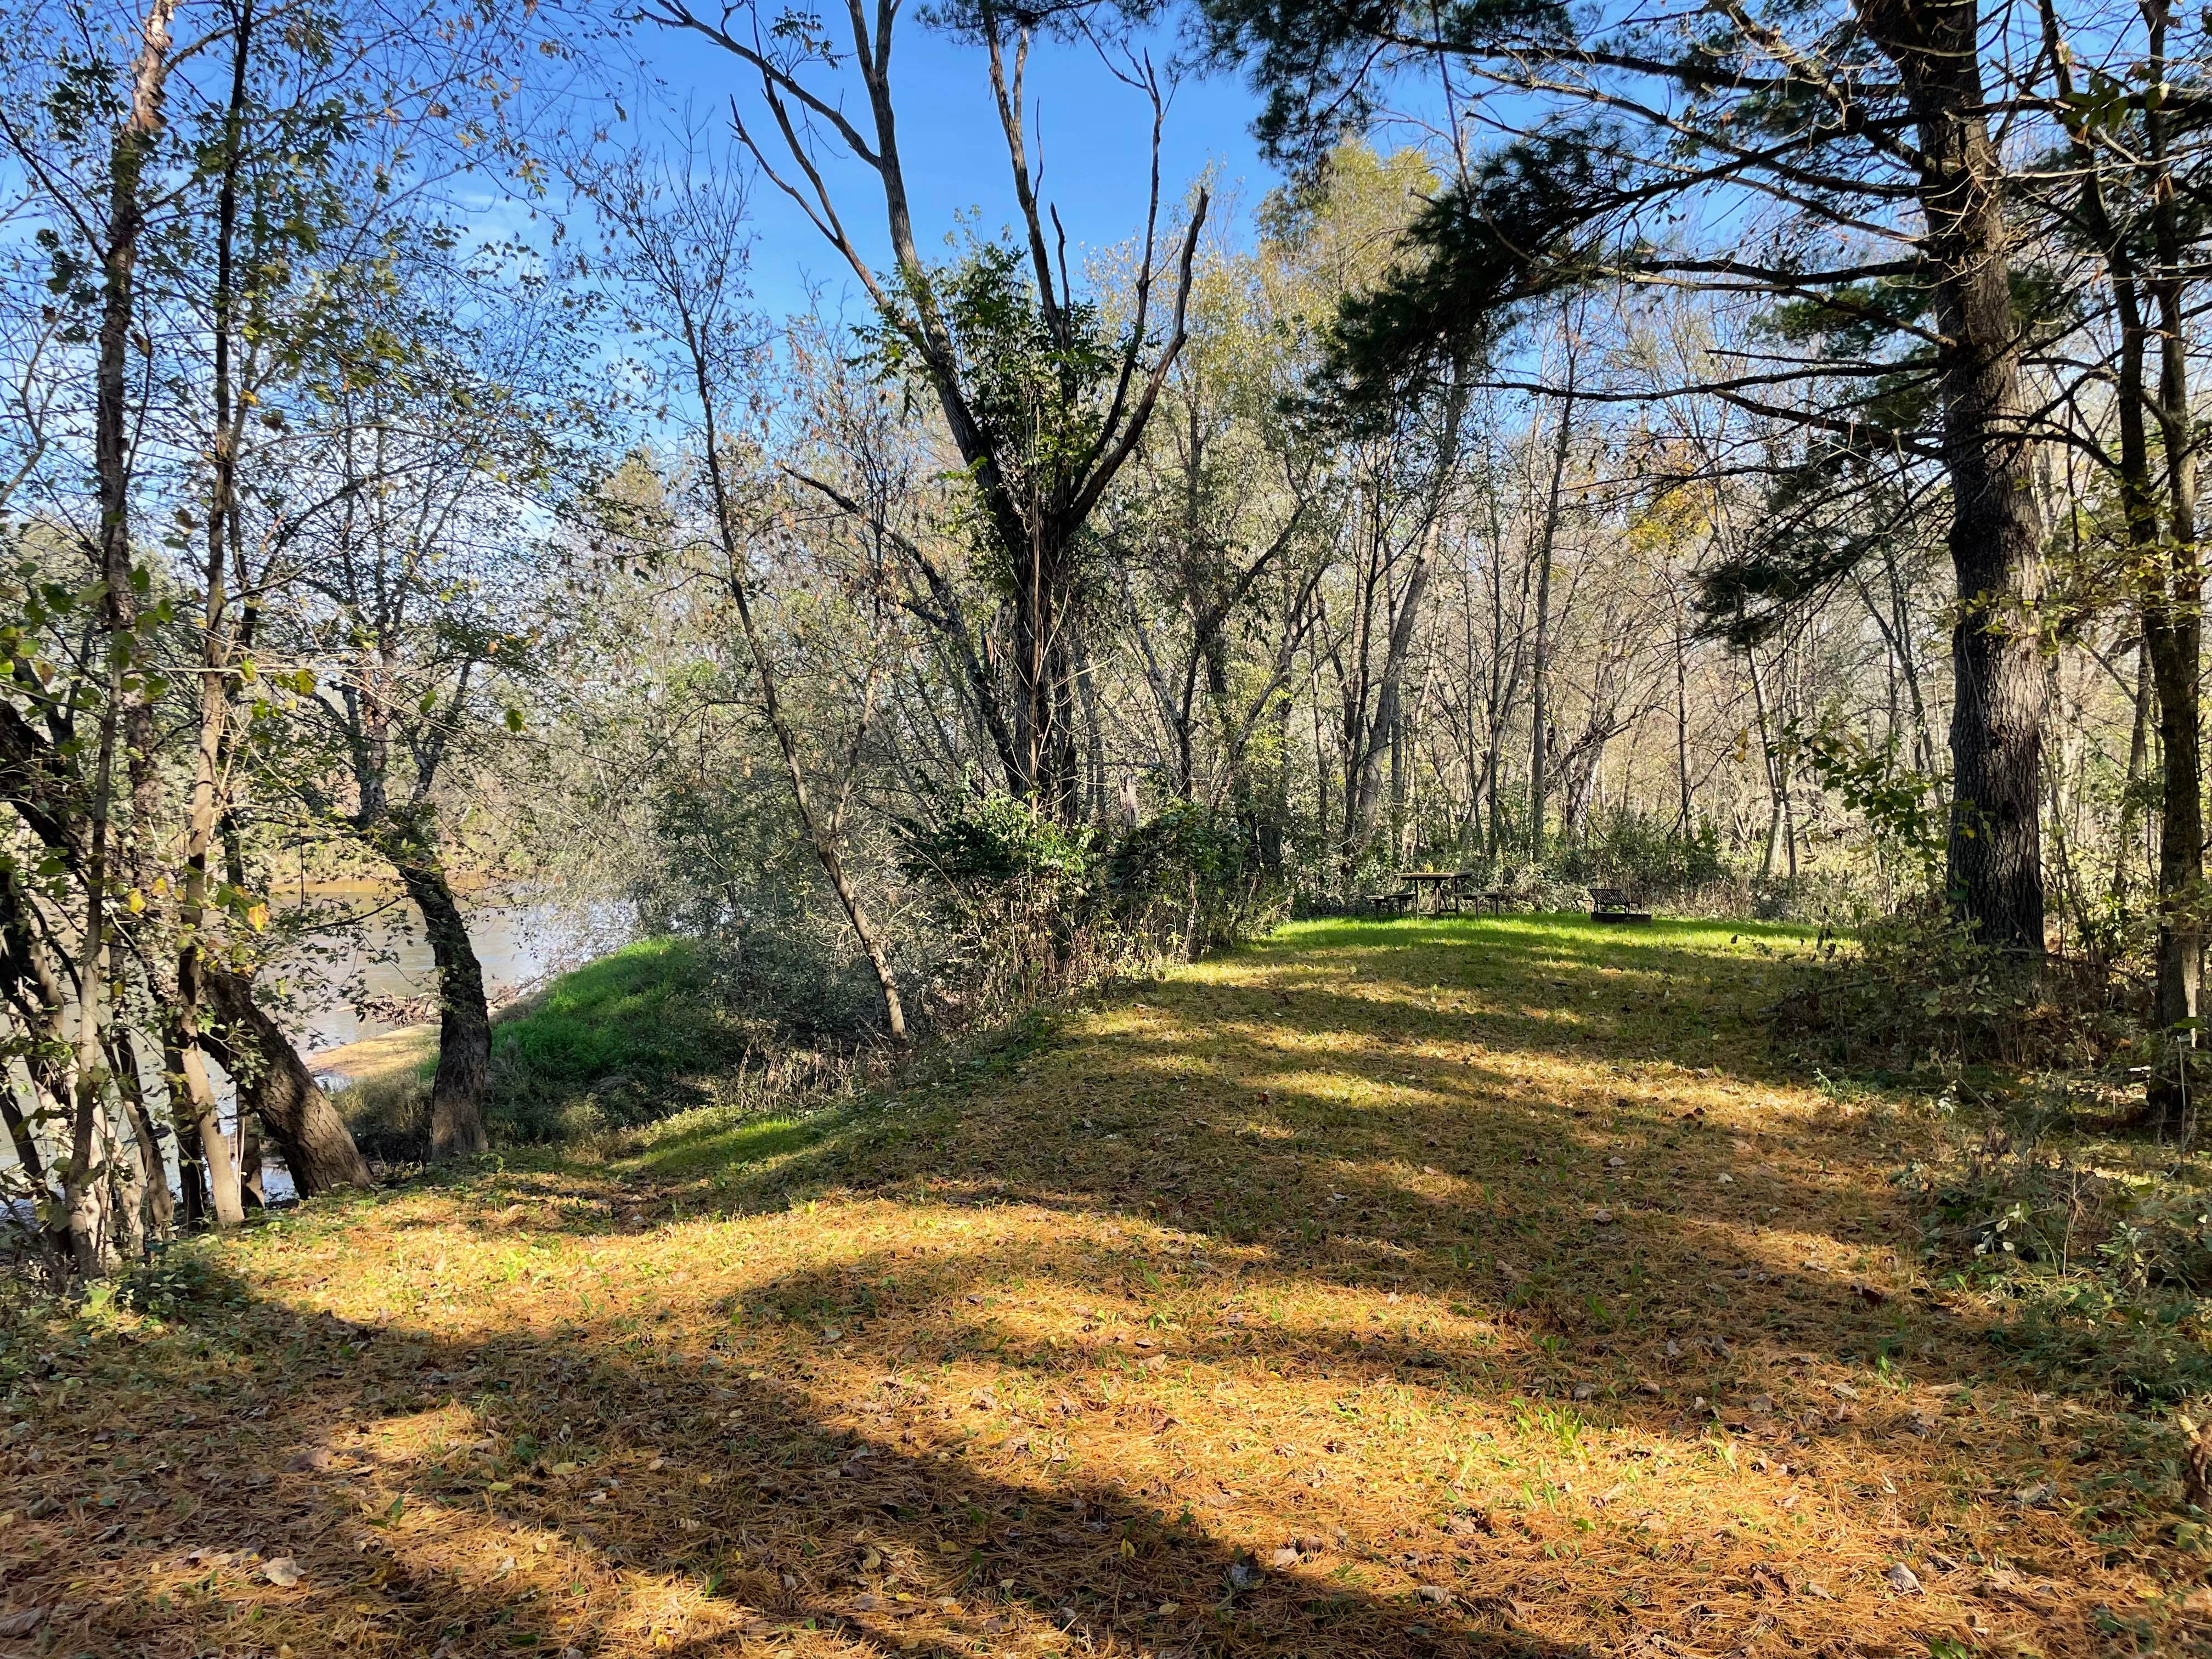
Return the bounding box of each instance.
[1,915,2194,1658]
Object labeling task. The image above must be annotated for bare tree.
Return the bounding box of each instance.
[640,0,1206,822]
[585,151,910,1040]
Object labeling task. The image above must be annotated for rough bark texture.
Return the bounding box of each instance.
[1861,0,2047,955]
[202,966,373,1193]
[2099,224,2200,1127]
[2143,46,2204,1128]
[1527,374,1572,863]
[171,1021,245,1227]
[108,1036,174,1239]
[393,855,492,1158]
[2145,496,2203,1057]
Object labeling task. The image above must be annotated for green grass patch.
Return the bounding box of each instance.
[627,1110,819,1179]
[492,936,759,1084]
[488,936,772,1143]
[328,936,776,1153]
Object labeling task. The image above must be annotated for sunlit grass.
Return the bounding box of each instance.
[492,936,749,1082]
[0,913,2183,1658]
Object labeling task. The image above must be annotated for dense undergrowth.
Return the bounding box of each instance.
[329,797,1294,1160]
[1773,906,2212,1406]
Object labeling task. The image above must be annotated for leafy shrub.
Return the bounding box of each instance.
[624,753,903,1041]
[1790,718,1944,883]
[112,1243,249,1319]
[1106,799,1285,955]
[1353,809,1727,915]
[1741,869,1881,923]
[894,791,1092,888]
[1781,900,2211,1400]
[1548,809,1726,898]
[897,792,1286,1026]
[1904,1080,2212,1399]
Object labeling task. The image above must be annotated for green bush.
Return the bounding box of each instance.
[1105,799,1284,955]
[894,792,1286,1024]
[894,791,1092,888]
[1549,809,1725,896]
[1775,902,2210,1400]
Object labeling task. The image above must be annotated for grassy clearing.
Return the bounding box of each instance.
[1,913,2196,1658]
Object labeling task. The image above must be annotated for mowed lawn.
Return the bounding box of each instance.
[0,916,2181,1658]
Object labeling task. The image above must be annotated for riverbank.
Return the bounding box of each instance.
[311,1023,436,1082]
[272,888,631,1057]
[317,935,812,1152]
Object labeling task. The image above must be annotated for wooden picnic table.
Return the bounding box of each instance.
[1397,870,1473,913]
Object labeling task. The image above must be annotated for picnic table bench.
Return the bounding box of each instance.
[1365,888,1415,915]
[1588,885,1654,924]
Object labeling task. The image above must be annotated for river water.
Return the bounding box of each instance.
[1,889,633,1207]
[278,890,632,1059]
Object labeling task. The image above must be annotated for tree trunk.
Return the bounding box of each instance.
[202,967,373,1192]
[106,1031,173,1240]
[171,1023,245,1227]
[689,346,909,1041]
[0,879,105,1268]
[1075,635,1108,825]
[1009,535,1084,820]
[64,1088,137,1278]
[1673,605,1694,837]
[389,853,492,1158]
[1355,384,1468,862]
[2142,22,2203,1130]
[2047,0,2199,1122]
[64,0,179,1279]
[2113,641,2152,906]
[1863,0,2047,957]
[0,1057,68,1278]
[1527,365,1575,864]
[171,0,258,1222]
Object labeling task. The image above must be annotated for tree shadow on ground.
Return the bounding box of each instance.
[0,915,2159,1659]
[15,1262,1610,1659]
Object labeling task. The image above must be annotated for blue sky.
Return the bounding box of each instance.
[632,13,1280,319]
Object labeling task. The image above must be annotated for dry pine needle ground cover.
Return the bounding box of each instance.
[1,915,2199,1659]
